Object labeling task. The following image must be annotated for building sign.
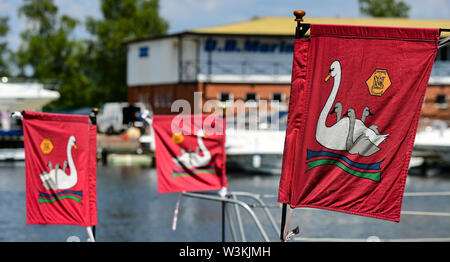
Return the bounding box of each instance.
[204,39,294,54]
[195,37,294,82]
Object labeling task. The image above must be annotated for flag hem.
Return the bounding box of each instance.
[289,204,400,223]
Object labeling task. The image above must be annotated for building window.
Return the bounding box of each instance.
[271,93,285,102]
[435,94,448,109]
[138,94,150,111]
[166,93,173,108]
[139,46,149,58]
[245,93,258,108]
[245,93,258,102]
[153,94,160,108]
[160,94,169,108]
[218,92,233,102]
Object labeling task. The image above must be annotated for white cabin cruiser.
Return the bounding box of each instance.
[0,82,60,161]
[139,110,287,175]
[0,82,60,112]
[413,120,450,165]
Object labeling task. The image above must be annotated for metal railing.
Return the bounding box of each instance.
[181,191,281,242]
[183,189,450,242]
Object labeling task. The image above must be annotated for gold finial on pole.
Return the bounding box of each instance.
[221,104,227,120]
[293,10,310,39]
[90,107,99,125]
[293,10,305,22]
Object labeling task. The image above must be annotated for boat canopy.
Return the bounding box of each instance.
[0,83,60,111]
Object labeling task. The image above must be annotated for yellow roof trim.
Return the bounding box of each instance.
[190,16,450,37]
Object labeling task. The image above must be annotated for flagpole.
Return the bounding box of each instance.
[89,108,99,241]
[280,203,287,241]
[294,10,310,39]
[221,104,227,242]
[86,226,96,242]
[279,10,309,242]
[280,12,305,241]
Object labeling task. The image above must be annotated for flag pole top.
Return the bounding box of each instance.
[221,104,227,119]
[294,10,305,22]
[294,10,310,39]
[89,107,99,125]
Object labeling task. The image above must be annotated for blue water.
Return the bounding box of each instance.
[1,162,450,242]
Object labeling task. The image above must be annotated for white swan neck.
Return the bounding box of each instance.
[197,134,210,156]
[67,141,76,176]
[319,74,341,127]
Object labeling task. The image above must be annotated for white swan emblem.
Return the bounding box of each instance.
[40,136,78,190]
[316,60,389,156]
[172,130,212,168]
[344,109,388,156]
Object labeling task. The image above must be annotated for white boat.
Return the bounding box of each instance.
[0,82,60,112]
[225,128,285,175]
[413,120,450,164]
[0,82,60,161]
[139,110,287,175]
[0,146,25,161]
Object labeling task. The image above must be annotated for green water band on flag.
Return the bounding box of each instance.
[171,170,217,178]
[307,159,381,182]
[38,195,82,204]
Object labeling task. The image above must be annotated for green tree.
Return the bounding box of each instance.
[86,0,168,104]
[359,0,410,18]
[0,16,10,77]
[16,0,92,110]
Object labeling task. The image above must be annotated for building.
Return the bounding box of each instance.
[125,16,450,120]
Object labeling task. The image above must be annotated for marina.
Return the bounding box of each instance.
[1,162,450,242]
[1,2,450,246]
[1,97,450,242]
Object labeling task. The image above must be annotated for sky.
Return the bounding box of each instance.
[0,0,450,50]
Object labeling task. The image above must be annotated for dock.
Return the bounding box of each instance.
[97,134,153,166]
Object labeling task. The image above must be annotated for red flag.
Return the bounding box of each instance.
[23,111,97,226]
[279,24,439,222]
[153,114,227,193]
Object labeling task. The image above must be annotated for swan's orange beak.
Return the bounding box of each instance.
[325,73,331,82]
[203,134,207,139]
[73,143,77,150]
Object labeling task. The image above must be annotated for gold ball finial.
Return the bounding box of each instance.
[294,10,306,22]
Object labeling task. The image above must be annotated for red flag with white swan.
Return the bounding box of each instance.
[23,111,97,227]
[279,24,439,222]
[153,114,227,193]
